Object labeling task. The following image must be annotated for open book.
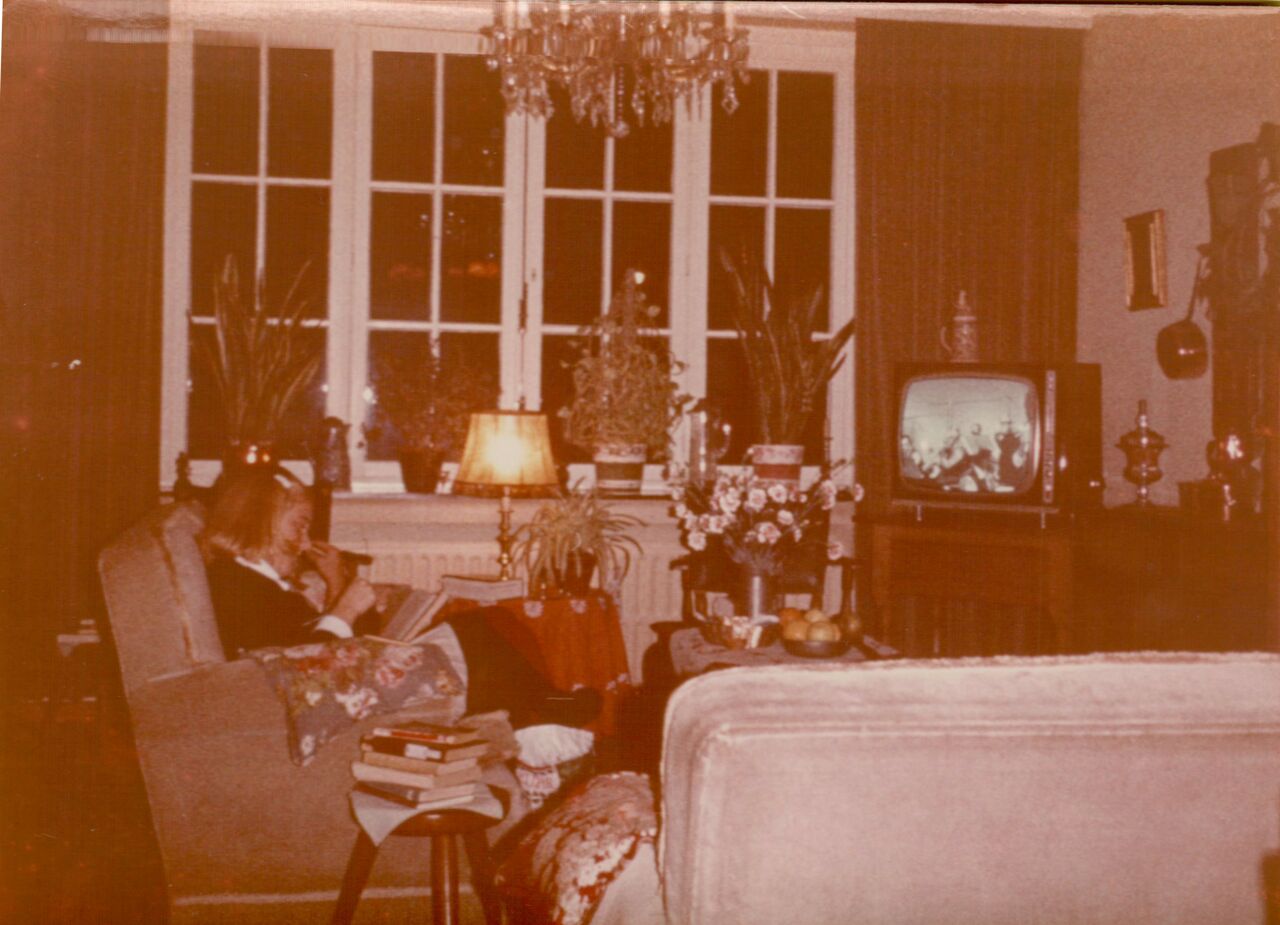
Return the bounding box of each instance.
[378,575,526,643]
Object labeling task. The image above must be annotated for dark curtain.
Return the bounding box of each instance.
[853,21,1082,656]
[854,20,1082,511]
[0,4,167,696]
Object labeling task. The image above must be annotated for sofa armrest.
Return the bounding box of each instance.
[127,658,288,742]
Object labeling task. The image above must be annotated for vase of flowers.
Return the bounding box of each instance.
[562,269,691,494]
[671,470,840,619]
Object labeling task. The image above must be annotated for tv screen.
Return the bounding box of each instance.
[899,374,1040,496]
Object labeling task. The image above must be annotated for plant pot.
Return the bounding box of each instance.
[215,441,278,491]
[593,443,646,495]
[398,448,444,494]
[749,443,804,487]
[533,552,598,599]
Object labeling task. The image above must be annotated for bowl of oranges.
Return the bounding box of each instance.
[779,608,853,658]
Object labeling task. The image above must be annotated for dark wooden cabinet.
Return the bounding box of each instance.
[1075,506,1270,653]
[865,509,1271,658]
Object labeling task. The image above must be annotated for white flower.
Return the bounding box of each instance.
[304,689,322,707]
[670,486,683,501]
[718,491,741,515]
[792,527,804,542]
[707,514,729,535]
[688,530,707,551]
[300,734,315,758]
[756,522,782,545]
[777,509,795,526]
[681,513,697,531]
[768,483,789,504]
[827,541,845,560]
[335,687,379,720]
[854,482,866,503]
[745,488,767,512]
[674,502,689,518]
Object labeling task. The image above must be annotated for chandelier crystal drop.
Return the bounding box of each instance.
[482,1,749,138]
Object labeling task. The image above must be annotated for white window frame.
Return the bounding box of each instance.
[160,10,855,492]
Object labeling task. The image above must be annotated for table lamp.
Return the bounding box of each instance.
[453,410,559,579]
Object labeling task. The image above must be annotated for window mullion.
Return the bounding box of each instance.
[505,112,542,409]
[348,31,377,481]
[672,91,710,467]
[764,68,778,280]
[256,42,268,278]
[430,53,445,340]
[161,24,196,489]
[328,31,358,448]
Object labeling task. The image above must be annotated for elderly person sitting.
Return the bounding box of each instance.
[199,470,598,728]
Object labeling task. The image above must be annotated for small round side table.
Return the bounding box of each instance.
[331,791,509,925]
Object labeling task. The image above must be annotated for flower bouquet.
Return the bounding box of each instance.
[672,470,840,575]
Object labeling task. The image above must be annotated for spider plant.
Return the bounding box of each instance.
[513,487,643,596]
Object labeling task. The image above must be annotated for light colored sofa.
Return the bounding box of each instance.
[98,502,527,924]
[593,653,1280,925]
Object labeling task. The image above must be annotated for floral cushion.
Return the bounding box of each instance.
[251,638,464,765]
[495,771,657,925]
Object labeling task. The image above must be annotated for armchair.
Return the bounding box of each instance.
[98,502,527,923]
[592,653,1280,924]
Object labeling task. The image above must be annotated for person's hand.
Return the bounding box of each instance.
[304,540,349,606]
[331,577,377,626]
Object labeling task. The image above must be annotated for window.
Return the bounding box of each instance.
[161,15,854,490]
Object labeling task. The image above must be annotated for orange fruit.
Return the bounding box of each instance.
[778,607,805,625]
[782,620,810,642]
[803,608,827,623]
[807,621,841,642]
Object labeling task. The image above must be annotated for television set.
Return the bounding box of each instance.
[892,363,1102,520]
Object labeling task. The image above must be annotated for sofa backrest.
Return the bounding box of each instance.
[99,502,226,694]
[659,654,1280,925]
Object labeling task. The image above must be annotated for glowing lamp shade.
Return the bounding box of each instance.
[453,410,559,579]
[453,411,558,496]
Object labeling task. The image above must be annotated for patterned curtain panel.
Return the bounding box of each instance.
[0,5,167,696]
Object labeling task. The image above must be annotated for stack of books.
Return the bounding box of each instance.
[352,721,490,808]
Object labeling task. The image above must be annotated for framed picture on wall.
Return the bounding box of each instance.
[1124,209,1168,311]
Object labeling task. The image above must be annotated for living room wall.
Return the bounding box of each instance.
[1078,10,1280,507]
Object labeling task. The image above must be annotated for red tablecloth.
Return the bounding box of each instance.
[437,591,633,737]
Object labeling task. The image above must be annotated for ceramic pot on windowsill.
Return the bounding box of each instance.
[216,441,278,490]
[593,443,646,495]
[748,443,804,488]
[398,447,444,494]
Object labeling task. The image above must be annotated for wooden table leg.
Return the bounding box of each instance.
[463,829,501,925]
[430,833,461,925]
[331,830,378,925]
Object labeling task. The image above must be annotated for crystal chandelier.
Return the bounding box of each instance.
[482,1,749,138]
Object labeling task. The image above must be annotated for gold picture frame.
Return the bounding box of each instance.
[1124,209,1168,311]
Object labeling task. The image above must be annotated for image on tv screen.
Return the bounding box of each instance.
[899,375,1039,495]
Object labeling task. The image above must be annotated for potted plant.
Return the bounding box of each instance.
[199,254,322,476]
[718,248,855,484]
[562,269,691,493]
[513,487,643,598]
[366,349,497,493]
